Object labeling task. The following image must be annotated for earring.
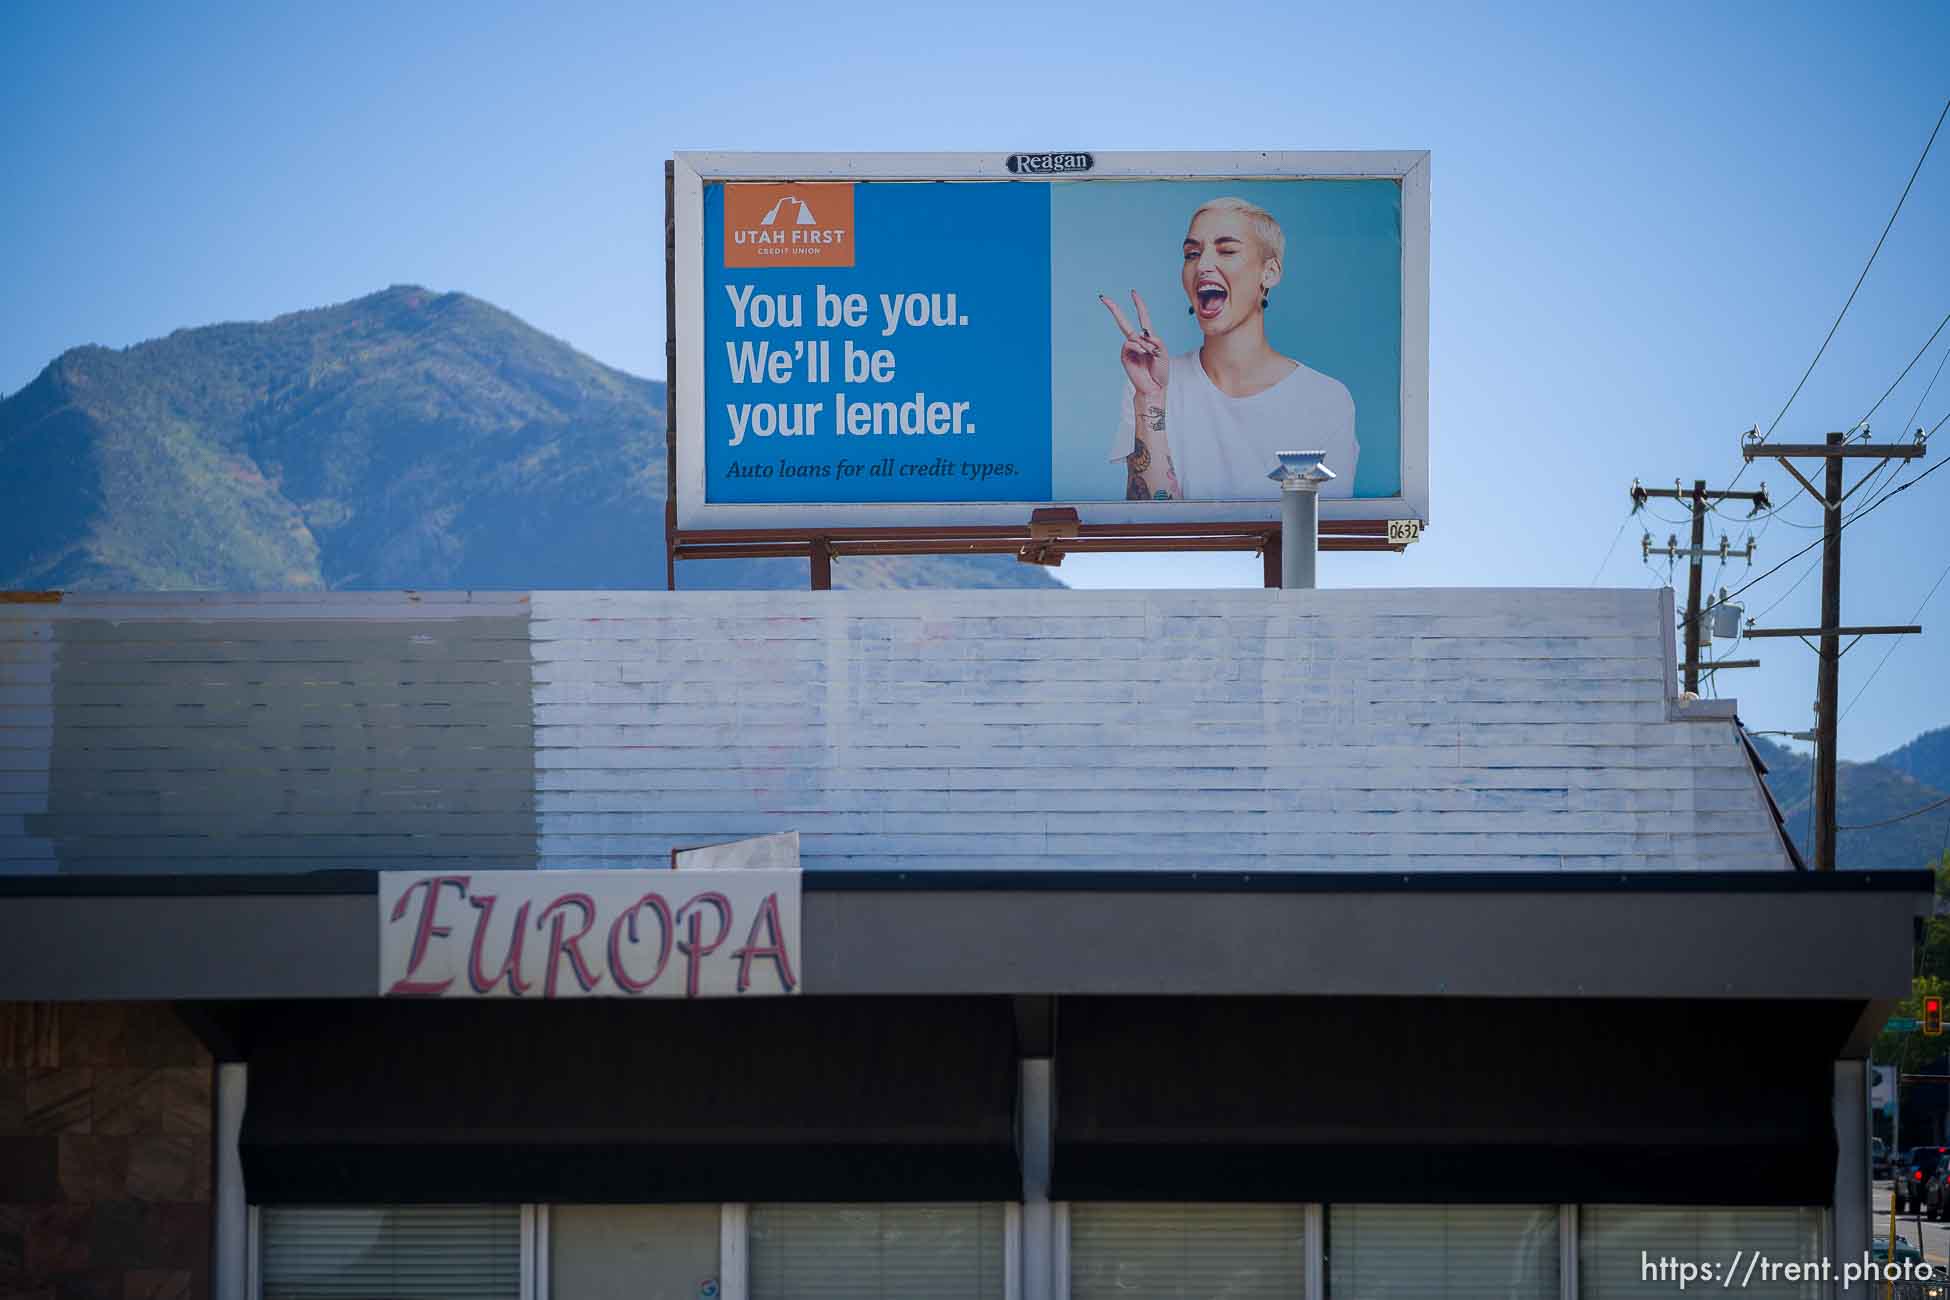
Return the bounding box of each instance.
[1261,292,1270,309]
[1187,305,1193,316]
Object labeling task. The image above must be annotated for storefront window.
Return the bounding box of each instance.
[1580,1207,1823,1299]
[749,1203,1006,1300]
[1069,1203,1307,1300]
[1327,1204,1557,1298]
[549,1206,720,1300]
[260,1206,523,1300]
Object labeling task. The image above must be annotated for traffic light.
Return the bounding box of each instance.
[1926,996,1943,1037]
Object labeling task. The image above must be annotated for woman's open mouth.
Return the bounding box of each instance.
[1195,283,1228,320]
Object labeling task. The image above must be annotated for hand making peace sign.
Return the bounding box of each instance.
[1099,290,1169,399]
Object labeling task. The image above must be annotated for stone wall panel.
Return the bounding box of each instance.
[0,1006,209,1300]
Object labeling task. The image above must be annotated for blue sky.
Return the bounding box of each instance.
[3,1,1947,762]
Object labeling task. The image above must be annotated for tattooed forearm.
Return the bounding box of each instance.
[1126,406,1178,500]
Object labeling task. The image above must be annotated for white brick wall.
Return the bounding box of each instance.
[0,587,1791,874]
[529,588,1788,872]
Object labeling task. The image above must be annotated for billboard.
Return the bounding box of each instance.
[671,152,1429,531]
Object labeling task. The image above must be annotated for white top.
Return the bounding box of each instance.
[1108,350,1358,500]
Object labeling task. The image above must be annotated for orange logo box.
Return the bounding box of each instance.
[724,183,855,269]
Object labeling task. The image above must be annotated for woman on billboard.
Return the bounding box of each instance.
[1101,197,1358,501]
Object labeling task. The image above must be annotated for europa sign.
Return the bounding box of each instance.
[670,151,1430,530]
[378,870,801,999]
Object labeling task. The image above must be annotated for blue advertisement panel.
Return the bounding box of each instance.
[704,181,1053,503]
[682,153,1428,527]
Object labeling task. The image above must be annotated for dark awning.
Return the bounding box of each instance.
[1052,996,1858,1205]
[241,996,1019,1203]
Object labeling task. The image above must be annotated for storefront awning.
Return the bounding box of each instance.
[1052,996,1857,1205]
[240,996,1019,1203]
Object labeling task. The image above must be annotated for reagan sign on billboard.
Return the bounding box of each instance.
[671,152,1429,529]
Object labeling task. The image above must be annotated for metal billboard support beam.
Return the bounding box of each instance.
[809,536,832,591]
[664,159,679,594]
[1269,452,1335,591]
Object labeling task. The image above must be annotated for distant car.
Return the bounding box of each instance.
[1924,1156,1950,1221]
[1929,1163,1950,1219]
[1873,1233,1924,1265]
[1876,1137,1891,1179]
[1898,1147,1948,1212]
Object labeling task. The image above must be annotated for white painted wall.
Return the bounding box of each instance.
[0,588,1791,874]
[528,588,1786,872]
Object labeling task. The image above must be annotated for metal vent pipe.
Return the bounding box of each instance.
[1268,451,1335,591]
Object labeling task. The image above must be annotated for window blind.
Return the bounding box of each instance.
[1328,1204,1558,1299]
[259,1206,523,1300]
[1069,1203,1306,1300]
[748,1203,1006,1300]
[549,1205,720,1300]
[1581,1206,1823,1299]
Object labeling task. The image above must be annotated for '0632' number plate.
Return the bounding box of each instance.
[1387,519,1422,545]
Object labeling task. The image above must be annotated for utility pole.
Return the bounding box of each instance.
[1633,476,1767,695]
[1742,429,1926,871]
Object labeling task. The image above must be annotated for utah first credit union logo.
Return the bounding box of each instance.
[724,183,855,268]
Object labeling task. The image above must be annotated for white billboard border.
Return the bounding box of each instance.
[671,151,1430,531]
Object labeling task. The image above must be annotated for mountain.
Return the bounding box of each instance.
[0,286,1061,593]
[1881,726,1950,798]
[1750,734,1950,869]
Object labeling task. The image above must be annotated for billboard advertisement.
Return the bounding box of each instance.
[671,152,1429,530]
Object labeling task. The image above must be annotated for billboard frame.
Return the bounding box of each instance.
[665,151,1429,585]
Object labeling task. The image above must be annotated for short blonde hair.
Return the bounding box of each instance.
[1188,197,1285,266]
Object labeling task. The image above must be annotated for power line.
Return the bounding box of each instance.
[1753,512,1827,530]
[1719,437,1945,608]
[1721,434,1899,540]
[1831,356,1950,658]
[1590,514,1632,583]
[1757,97,1949,447]
[1752,550,1824,622]
[1803,754,1817,835]
[1727,453,1902,619]
[1704,421,1940,627]
[1828,403,1950,526]
[1718,496,1825,529]
[1727,96,1949,494]
[1744,435,1891,542]
[1858,309,1950,431]
[1839,552,1950,722]
[1842,453,1927,524]
[1839,792,1950,833]
[1639,503,1696,526]
[1902,340,1950,438]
